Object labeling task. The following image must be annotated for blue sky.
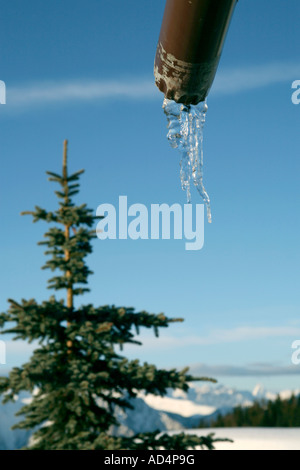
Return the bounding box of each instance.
[0,0,300,393]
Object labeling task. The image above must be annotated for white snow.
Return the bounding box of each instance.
[279,389,300,401]
[252,384,266,398]
[170,428,300,451]
[139,393,216,417]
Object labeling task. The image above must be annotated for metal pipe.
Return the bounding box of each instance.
[154,0,238,105]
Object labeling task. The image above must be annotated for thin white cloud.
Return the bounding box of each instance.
[194,326,300,346]
[2,331,300,378]
[212,61,300,95]
[3,325,300,356]
[4,61,300,110]
[7,79,157,108]
[212,62,300,95]
[189,362,300,377]
[123,325,300,352]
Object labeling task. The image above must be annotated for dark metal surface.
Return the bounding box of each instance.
[154,0,238,105]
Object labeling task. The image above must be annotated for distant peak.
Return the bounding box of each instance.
[252,384,265,397]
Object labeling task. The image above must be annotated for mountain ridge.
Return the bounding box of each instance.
[1,383,299,449]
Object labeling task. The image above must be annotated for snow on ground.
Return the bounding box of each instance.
[173,428,300,450]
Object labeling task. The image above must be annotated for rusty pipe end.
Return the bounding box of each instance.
[154,0,238,106]
[154,42,219,105]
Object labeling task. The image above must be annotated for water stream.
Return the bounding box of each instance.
[163,98,212,223]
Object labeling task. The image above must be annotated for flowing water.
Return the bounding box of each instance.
[163,98,212,223]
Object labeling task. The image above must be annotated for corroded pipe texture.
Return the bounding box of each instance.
[154,0,238,105]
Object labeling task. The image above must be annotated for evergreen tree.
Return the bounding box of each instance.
[0,141,222,450]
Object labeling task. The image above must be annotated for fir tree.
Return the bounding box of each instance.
[200,394,300,428]
[0,140,223,450]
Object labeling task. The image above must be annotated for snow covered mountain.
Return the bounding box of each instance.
[102,383,300,438]
[118,383,271,434]
[0,384,299,449]
[0,392,32,450]
[112,383,300,436]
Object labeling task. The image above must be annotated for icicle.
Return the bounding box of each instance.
[163,98,212,223]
